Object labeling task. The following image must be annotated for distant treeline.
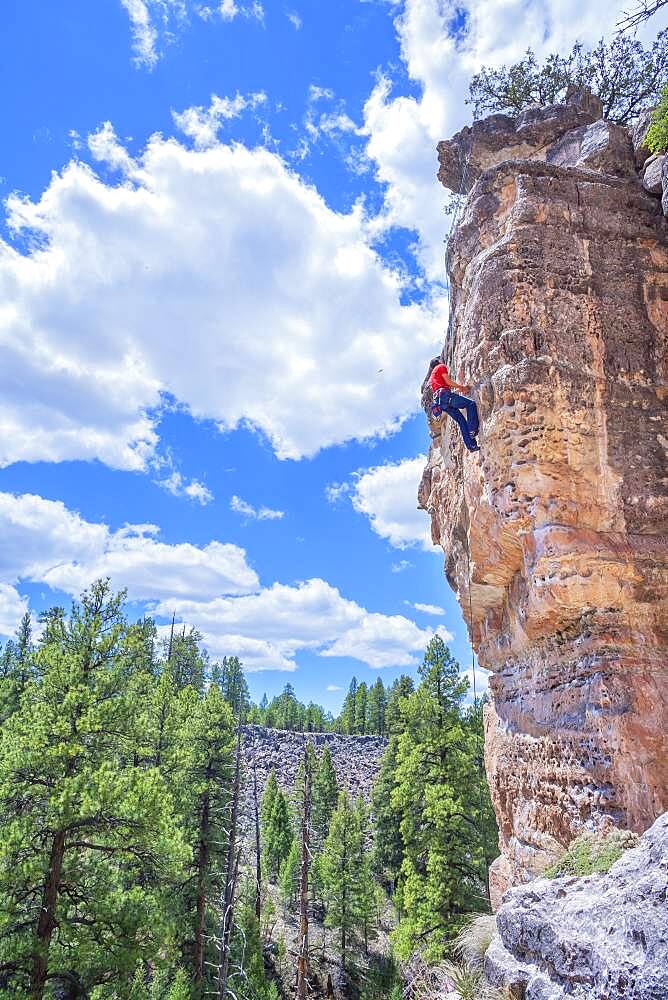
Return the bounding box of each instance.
[225,661,415,737]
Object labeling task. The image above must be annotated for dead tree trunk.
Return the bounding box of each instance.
[253,757,262,922]
[296,745,312,999]
[194,774,211,986]
[218,723,242,999]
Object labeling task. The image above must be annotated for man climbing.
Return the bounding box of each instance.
[429,359,480,452]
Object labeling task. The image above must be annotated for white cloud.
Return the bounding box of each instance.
[88,122,137,173]
[158,470,214,504]
[214,0,264,22]
[363,0,662,279]
[391,559,412,573]
[0,133,445,471]
[325,482,350,504]
[461,665,490,700]
[287,10,302,29]
[0,584,28,638]
[158,577,440,670]
[326,683,342,692]
[120,0,160,68]
[230,495,284,521]
[407,600,444,615]
[173,92,267,148]
[0,492,257,603]
[351,455,432,550]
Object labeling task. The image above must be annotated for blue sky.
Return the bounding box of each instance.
[1,0,661,711]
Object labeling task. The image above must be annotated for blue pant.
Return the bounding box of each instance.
[434,389,479,450]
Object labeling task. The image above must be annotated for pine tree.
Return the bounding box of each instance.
[278,839,300,907]
[312,745,339,849]
[0,611,36,720]
[261,769,279,827]
[168,627,207,693]
[262,789,293,880]
[0,582,188,998]
[211,655,250,720]
[384,674,414,735]
[367,678,387,735]
[355,682,368,735]
[320,791,363,970]
[390,637,496,960]
[339,677,358,734]
[372,738,404,889]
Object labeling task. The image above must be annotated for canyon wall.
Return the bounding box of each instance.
[419,91,668,903]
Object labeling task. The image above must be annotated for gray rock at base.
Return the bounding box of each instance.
[632,107,657,169]
[642,153,666,195]
[485,812,668,1000]
[662,157,668,216]
[546,119,636,177]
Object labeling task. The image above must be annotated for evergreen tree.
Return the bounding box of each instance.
[168,627,207,693]
[372,738,404,889]
[211,655,250,720]
[0,611,36,720]
[0,582,188,998]
[390,637,496,960]
[311,745,339,849]
[367,678,387,735]
[320,791,363,970]
[354,681,368,735]
[384,674,414,735]
[278,839,300,907]
[261,769,279,827]
[262,789,293,880]
[339,677,358,734]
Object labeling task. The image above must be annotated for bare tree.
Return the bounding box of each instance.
[218,724,243,999]
[618,0,668,30]
[296,744,312,999]
[253,757,262,922]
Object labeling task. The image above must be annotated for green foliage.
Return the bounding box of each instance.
[312,744,339,847]
[545,828,639,878]
[262,788,294,880]
[278,839,300,905]
[385,638,498,961]
[372,737,404,886]
[0,582,190,998]
[440,961,504,1000]
[647,83,668,151]
[468,30,668,125]
[211,655,250,720]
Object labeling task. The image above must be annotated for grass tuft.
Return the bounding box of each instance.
[454,914,498,971]
[545,828,639,879]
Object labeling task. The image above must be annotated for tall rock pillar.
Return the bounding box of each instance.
[420,98,668,903]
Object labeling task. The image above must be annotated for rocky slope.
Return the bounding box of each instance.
[485,812,668,999]
[240,724,386,814]
[420,89,668,903]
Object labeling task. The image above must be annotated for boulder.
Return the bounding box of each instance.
[632,107,657,169]
[485,813,668,1000]
[437,100,601,193]
[546,119,636,177]
[642,152,666,195]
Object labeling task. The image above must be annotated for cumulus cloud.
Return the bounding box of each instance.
[173,92,267,148]
[230,495,284,521]
[157,578,440,670]
[407,600,444,615]
[0,133,445,471]
[0,492,257,603]
[158,471,214,504]
[350,455,432,550]
[0,583,29,638]
[363,0,657,279]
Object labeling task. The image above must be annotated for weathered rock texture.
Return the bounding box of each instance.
[240,724,386,816]
[485,812,668,1000]
[422,96,668,899]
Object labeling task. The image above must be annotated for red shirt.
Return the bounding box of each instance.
[430,363,452,392]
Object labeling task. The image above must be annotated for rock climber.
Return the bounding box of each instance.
[429,359,480,452]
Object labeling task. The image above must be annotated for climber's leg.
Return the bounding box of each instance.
[445,405,479,451]
[447,390,479,436]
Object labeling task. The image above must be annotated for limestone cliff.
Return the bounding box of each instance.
[420,91,668,902]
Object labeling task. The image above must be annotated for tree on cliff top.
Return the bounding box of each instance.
[468,30,668,125]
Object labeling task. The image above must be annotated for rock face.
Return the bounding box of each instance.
[240,725,386,815]
[485,812,668,1000]
[423,95,668,897]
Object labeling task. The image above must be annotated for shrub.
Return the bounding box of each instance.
[545,828,639,878]
[647,84,668,152]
